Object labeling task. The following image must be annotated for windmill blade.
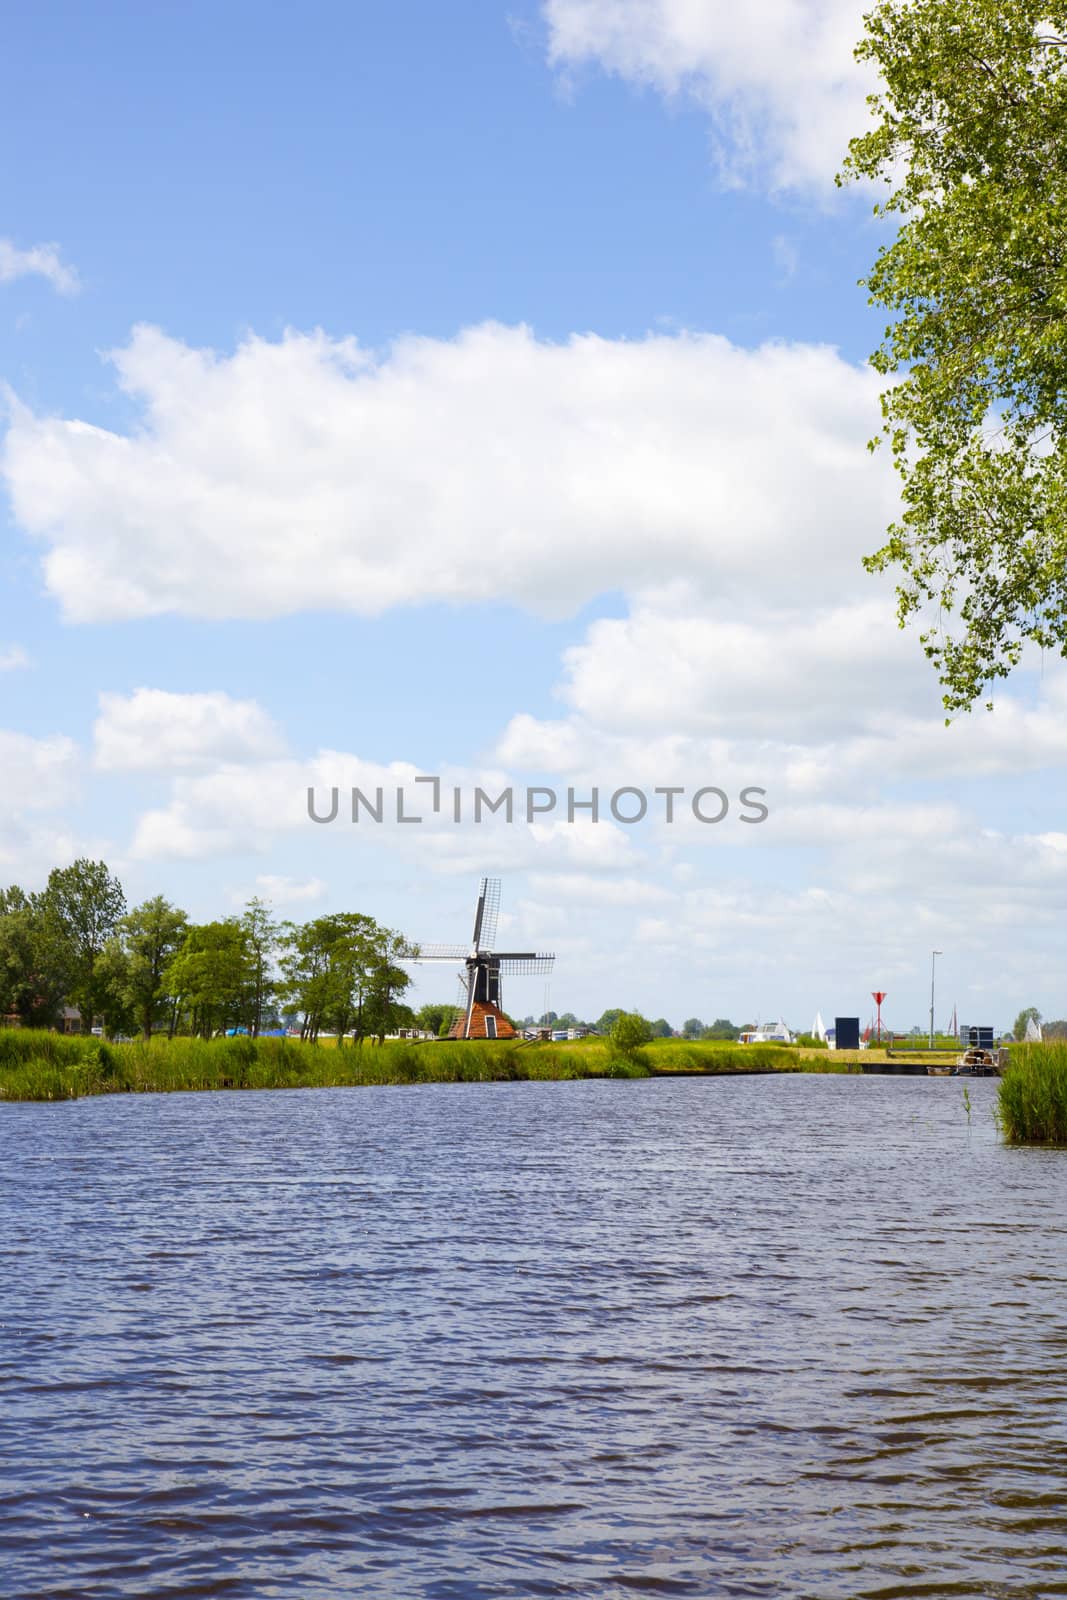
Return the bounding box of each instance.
[497,954,555,977]
[471,881,486,948]
[480,878,500,952]
[471,876,501,952]
[407,943,470,961]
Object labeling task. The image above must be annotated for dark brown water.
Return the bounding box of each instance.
[2,1074,1065,1599]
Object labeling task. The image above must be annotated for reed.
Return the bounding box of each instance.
[643,1041,803,1073]
[0,1031,653,1101]
[0,1029,839,1103]
[997,1043,1067,1145]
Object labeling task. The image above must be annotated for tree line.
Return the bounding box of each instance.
[529,1010,748,1040]
[0,858,760,1045]
[0,858,414,1042]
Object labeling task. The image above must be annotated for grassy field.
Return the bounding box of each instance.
[0,1030,838,1101]
[997,1043,1067,1145]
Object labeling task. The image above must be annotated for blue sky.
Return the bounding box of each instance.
[1,0,1062,1033]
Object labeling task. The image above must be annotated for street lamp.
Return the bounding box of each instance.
[929,950,942,1049]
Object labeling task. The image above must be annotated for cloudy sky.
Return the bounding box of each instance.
[2,0,1063,1032]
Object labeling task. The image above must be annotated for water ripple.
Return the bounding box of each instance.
[2,1075,1065,1597]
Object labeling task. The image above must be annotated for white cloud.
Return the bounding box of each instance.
[543,0,873,190]
[94,688,285,771]
[527,871,673,906]
[553,593,933,740]
[0,238,80,296]
[0,729,79,815]
[231,874,327,908]
[0,644,29,672]
[2,321,891,623]
[493,579,1067,796]
[128,747,641,877]
[105,684,1067,1023]
[0,728,83,884]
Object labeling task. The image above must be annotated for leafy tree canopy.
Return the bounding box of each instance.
[610,1012,654,1055]
[0,884,68,1028]
[703,1018,740,1040]
[112,897,189,1039]
[842,0,1067,711]
[41,859,126,1031]
[416,1001,462,1037]
[163,919,254,1038]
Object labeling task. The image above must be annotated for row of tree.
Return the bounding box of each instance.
[515,1011,748,1040]
[396,1006,742,1041]
[0,858,764,1045]
[0,859,414,1042]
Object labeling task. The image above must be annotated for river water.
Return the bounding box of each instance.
[1,1074,1065,1599]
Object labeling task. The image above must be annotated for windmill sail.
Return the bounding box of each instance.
[472,877,501,953]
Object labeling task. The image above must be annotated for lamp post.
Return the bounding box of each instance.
[929,950,942,1049]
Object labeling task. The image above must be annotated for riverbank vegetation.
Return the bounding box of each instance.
[0,1031,826,1102]
[997,1045,1067,1145]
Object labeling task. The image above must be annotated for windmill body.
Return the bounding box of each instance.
[411,877,555,1039]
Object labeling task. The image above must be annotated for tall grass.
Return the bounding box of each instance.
[0,1031,654,1101]
[0,1029,840,1102]
[998,1043,1067,1145]
[643,1040,806,1074]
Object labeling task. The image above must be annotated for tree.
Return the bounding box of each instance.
[0,885,68,1028]
[163,920,254,1037]
[415,1002,462,1038]
[40,859,126,1031]
[1013,1005,1042,1041]
[361,931,415,1043]
[649,1017,673,1038]
[681,1017,705,1040]
[610,1012,654,1055]
[109,896,189,1039]
[841,0,1067,711]
[539,1010,559,1026]
[277,915,413,1044]
[278,914,374,1043]
[704,1018,740,1040]
[92,939,138,1038]
[241,898,278,1037]
[596,1008,624,1034]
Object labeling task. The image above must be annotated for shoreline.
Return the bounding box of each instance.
[0,1030,841,1102]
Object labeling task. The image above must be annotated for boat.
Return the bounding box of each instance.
[952,1043,1009,1078]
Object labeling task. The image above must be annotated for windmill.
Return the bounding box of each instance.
[412,877,555,1039]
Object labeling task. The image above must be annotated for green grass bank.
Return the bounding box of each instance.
[0,1031,824,1102]
[997,1043,1067,1145]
